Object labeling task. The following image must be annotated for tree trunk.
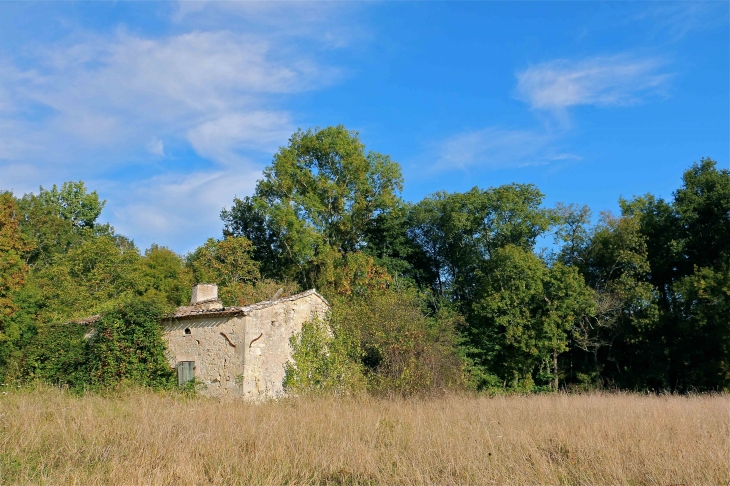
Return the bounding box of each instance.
[553,350,559,391]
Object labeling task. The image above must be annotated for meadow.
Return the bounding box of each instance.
[1,388,728,485]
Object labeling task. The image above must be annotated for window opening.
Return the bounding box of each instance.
[184,328,191,335]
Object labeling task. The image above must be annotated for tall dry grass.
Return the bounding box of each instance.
[0,387,728,485]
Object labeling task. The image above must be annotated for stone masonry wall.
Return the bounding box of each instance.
[163,315,246,395]
[162,291,329,399]
[240,293,329,399]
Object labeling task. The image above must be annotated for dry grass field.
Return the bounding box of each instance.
[0,387,728,485]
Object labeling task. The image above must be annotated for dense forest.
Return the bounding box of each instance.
[1,126,728,393]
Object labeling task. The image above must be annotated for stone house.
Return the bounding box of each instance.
[163,284,329,399]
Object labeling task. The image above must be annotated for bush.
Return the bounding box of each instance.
[12,297,175,391]
[12,321,90,390]
[86,298,175,389]
[283,317,364,395]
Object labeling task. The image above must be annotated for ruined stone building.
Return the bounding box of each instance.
[163,284,329,399]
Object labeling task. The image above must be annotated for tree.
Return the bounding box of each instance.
[188,236,260,287]
[36,181,105,229]
[618,158,730,391]
[673,265,730,390]
[673,158,730,271]
[222,126,404,285]
[471,245,594,390]
[554,202,592,267]
[137,245,194,307]
[15,181,109,266]
[0,192,35,372]
[573,213,657,381]
[406,185,554,306]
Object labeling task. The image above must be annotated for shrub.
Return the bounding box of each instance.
[284,317,364,395]
[86,298,175,389]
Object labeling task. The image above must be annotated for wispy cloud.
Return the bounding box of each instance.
[0,30,334,164]
[0,19,348,251]
[172,1,366,48]
[432,53,671,172]
[432,127,580,172]
[516,55,671,116]
[110,168,261,253]
[633,2,728,40]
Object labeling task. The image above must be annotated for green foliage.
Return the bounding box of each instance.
[0,193,34,337]
[406,185,554,303]
[0,183,195,386]
[27,235,143,324]
[3,143,728,396]
[137,245,194,307]
[187,236,298,306]
[674,158,730,271]
[0,193,35,377]
[10,298,174,391]
[564,213,658,388]
[471,245,594,391]
[36,181,106,229]
[222,125,404,285]
[673,265,730,391]
[284,317,364,395]
[86,298,175,389]
[15,181,109,266]
[188,236,260,287]
[13,321,90,389]
[616,158,730,391]
[330,287,465,396]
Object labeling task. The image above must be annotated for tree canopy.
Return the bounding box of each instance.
[1,128,727,394]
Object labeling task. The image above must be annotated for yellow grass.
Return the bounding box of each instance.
[1,388,728,485]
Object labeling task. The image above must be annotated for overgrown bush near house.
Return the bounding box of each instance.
[330,287,466,396]
[284,317,364,395]
[303,251,465,396]
[11,320,90,389]
[10,297,175,391]
[86,298,175,389]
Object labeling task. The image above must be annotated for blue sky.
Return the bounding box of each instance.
[0,1,727,253]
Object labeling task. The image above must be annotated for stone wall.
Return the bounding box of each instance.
[162,290,329,399]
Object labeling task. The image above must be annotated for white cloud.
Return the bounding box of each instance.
[147,138,165,157]
[0,22,346,251]
[0,26,342,169]
[516,55,671,114]
[110,168,261,253]
[186,111,293,166]
[172,1,365,49]
[633,2,728,40]
[433,127,580,171]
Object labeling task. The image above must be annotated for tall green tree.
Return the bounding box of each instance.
[222,126,404,285]
[406,185,554,305]
[0,192,35,373]
[617,158,730,390]
[471,245,594,390]
[563,213,657,388]
[15,181,109,266]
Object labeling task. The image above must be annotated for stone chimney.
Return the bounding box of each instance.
[190,283,223,310]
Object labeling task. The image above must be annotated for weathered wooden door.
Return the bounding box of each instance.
[177,361,195,386]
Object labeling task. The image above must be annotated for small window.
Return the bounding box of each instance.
[177,361,195,386]
[184,328,191,335]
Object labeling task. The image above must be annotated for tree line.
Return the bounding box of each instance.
[1,125,728,393]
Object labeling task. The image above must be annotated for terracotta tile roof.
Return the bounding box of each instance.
[163,289,329,322]
[67,289,329,325]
